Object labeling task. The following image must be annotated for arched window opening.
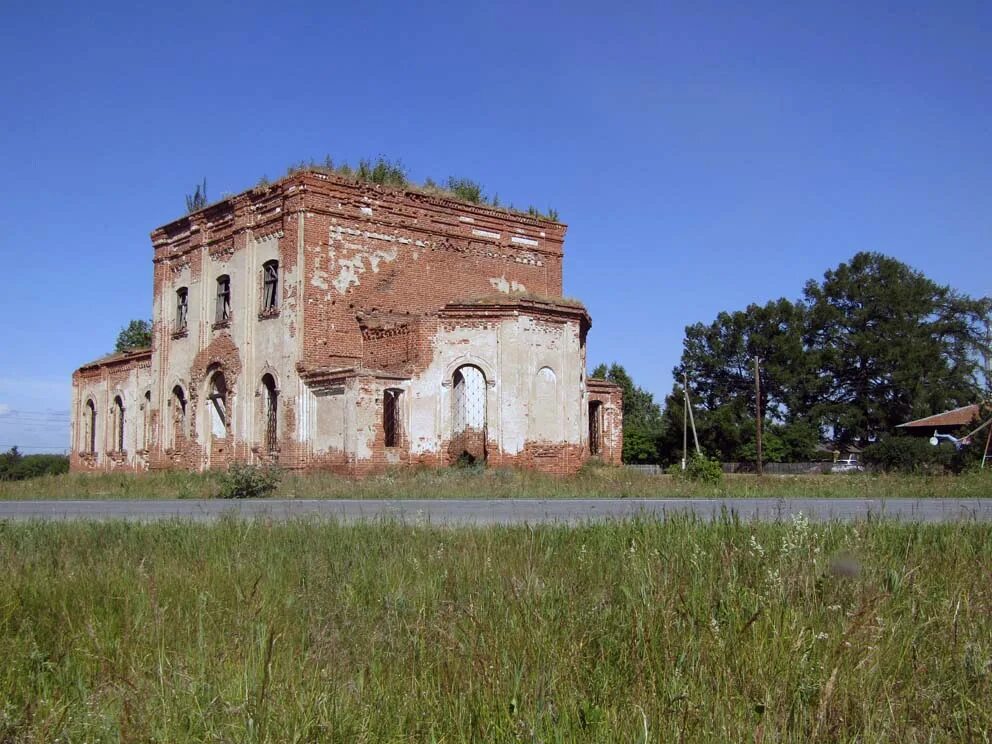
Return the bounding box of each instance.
[383,388,402,448]
[450,365,487,464]
[85,399,97,454]
[141,390,151,450]
[589,401,603,456]
[170,385,187,446]
[452,366,486,434]
[215,275,231,324]
[261,374,278,451]
[262,260,279,312]
[208,371,228,438]
[113,396,125,452]
[176,287,189,331]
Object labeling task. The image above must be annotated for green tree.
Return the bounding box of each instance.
[590,363,664,463]
[666,252,990,460]
[115,319,152,353]
[805,252,990,446]
[663,298,821,462]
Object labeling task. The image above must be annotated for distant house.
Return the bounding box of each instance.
[896,405,981,437]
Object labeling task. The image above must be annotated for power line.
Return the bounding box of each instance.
[0,409,70,416]
[0,418,70,423]
[0,444,69,451]
[0,415,70,421]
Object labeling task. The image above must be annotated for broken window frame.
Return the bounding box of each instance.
[215,275,231,324]
[261,260,279,313]
[175,287,189,332]
[383,388,402,448]
[208,371,228,437]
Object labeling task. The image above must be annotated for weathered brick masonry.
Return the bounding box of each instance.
[71,170,622,474]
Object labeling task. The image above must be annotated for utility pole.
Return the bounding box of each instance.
[683,373,701,457]
[682,390,688,471]
[985,316,991,396]
[754,356,763,477]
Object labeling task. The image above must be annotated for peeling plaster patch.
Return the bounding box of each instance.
[360,206,373,216]
[511,236,539,247]
[489,276,527,294]
[331,247,399,294]
[458,216,475,223]
[311,250,329,289]
[332,226,407,245]
[472,228,500,240]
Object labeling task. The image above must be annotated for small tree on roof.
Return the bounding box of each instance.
[116,320,152,352]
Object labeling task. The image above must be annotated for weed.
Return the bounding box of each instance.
[218,463,281,499]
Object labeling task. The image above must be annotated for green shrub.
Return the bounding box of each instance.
[862,436,955,473]
[667,454,723,483]
[218,463,281,499]
[446,177,484,204]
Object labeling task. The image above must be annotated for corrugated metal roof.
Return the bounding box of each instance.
[897,404,980,429]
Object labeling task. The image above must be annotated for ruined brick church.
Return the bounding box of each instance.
[70,170,623,474]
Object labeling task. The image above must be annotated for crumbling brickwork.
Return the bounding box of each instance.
[70,170,622,474]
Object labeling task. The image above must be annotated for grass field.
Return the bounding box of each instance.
[1,518,990,741]
[2,465,991,501]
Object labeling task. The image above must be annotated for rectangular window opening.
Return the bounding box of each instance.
[215,276,231,324]
[384,389,402,448]
[176,287,189,331]
[262,261,279,312]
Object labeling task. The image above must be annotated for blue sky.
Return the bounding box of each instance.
[1,0,989,453]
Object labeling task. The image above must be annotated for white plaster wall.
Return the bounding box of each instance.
[406,314,584,457]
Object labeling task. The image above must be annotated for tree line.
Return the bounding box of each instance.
[0,447,69,481]
[595,252,991,464]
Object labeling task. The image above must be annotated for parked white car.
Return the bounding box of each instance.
[830,456,865,473]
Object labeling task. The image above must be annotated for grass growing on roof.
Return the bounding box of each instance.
[0,518,989,740]
[281,155,561,221]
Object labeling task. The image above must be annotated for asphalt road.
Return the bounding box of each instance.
[1,498,991,524]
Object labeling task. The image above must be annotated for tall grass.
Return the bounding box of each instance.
[2,465,991,500]
[0,519,990,740]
